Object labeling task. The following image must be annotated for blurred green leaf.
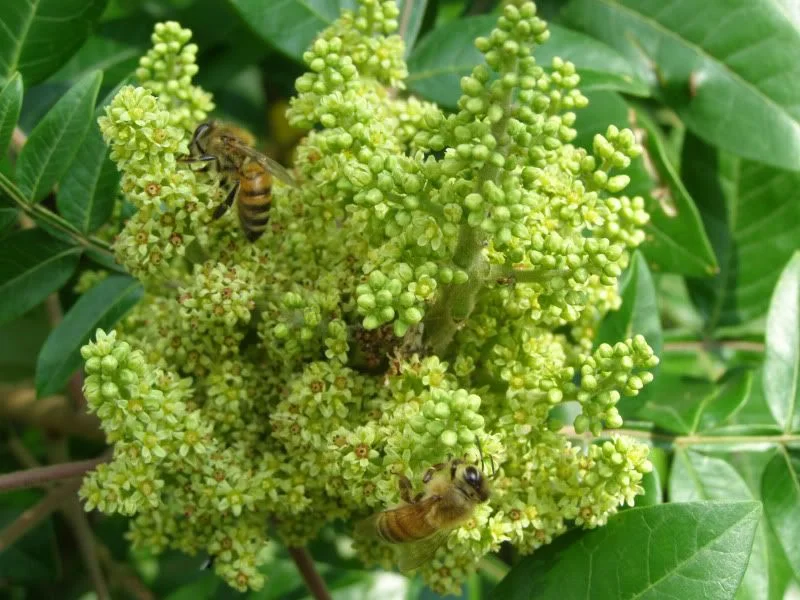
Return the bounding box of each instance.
[0,305,50,382]
[564,0,800,173]
[35,275,143,397]
[229,0,357,61]
[0,229,81,326]
[0,502,59,583]
[669,450,769,600]
[0,207,17,236]
[638,368,752,435]
[631,107,716,277]
[597,251,662,356]
[0,0,108,86]
[397,0,429,54]
[761,449,800,582]
[763,252,800,433]
[0,72,23,156]
[407,17,648,109]
[164,571,220,600]
[16,70,103,204]
[492,501,761,600]
[683,134,800,330]
[57,80,124,233]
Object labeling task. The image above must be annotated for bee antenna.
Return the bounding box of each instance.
[476,437,496,479]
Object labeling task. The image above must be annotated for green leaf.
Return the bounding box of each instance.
[0,0,108,86]
[229,0,357,61]
[0,72,22,156]
[397,0,429,54]
[35,275,142,397]
[683,134,800,329]
[638,368,752,435]
[564,0,800,173]
[492,501,761,600]
[15,70,103,204]
[0,229,81,326]
[669,451,769,600]
[763,252,800,433]
[761,448,800,582]
[407,17,648,109]
[0,501,58,582]
[631,107,716,277]
[597,251,662,356]
[0,207,17,236]
[56,81,124,233]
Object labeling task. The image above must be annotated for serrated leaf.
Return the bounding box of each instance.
[35,275,142,397]
[631,107,716,277]
[229,0,357,61]
[56,80,125,233]
[683,134,800,329]
[0,72,22,156]
[407,17,649,109]
[0,229,81,326]
[669,451,769,600]
[492,501,761,600]
[0,0,108,86]
[638,368,752,435]
[762,449,800,582]
[763,252,800,433]
[597,251,662,356]
[564,0,800,172]
[15,70,103,204]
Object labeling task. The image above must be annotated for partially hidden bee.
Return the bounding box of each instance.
[181,120,297,242]
[356,447,493,571]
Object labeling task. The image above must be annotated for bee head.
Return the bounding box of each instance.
[457,464,491,503]
[189,121,215,153]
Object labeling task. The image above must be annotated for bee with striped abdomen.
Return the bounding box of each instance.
[181,120,297,242]
[356,449,493,571]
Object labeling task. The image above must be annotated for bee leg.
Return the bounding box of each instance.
[422,463,447,484]
[413,491,425,502]
[179,154,217,164]
[213,181,239,220]
[398,475,416,504]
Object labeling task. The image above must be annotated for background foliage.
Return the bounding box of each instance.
[0,0,798,598]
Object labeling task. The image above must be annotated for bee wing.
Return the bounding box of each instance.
[354,513,381,540]
[225,138,298,187]
[397,529,449,573]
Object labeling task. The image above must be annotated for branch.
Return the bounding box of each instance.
[0,455,109,493]
[62,501,111,600]
[0,385,104,441]
[663,340,765,353]
[287,547,332,600]
[560,425,800,449]
[0,480,81,551]
[398,0,414,39]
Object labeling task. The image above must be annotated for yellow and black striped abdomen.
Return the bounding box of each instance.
[375,501,439,544]
[237,162,273,241]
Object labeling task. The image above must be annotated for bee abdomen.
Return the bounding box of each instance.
[376,510,433,544]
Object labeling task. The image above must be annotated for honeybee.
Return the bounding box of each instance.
[181,121,297,241]
[356,450,493,571]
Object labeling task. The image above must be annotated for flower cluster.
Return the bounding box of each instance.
[82,1,658,595]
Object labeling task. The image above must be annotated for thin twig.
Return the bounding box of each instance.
[62,500,111,599]
[0,385,104,441]
[96,542,155,600]
[287,547,332,600]
[560,425,800,448]
[0,455,109,493]
[662,339,765,353]
[0,480,81,552]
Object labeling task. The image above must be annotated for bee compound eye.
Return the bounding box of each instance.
[465,466,480,485]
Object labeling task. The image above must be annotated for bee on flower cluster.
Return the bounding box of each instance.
[357,445,494,570]
[181,120,297,241]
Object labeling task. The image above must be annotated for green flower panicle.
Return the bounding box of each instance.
[81,1,660,595]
